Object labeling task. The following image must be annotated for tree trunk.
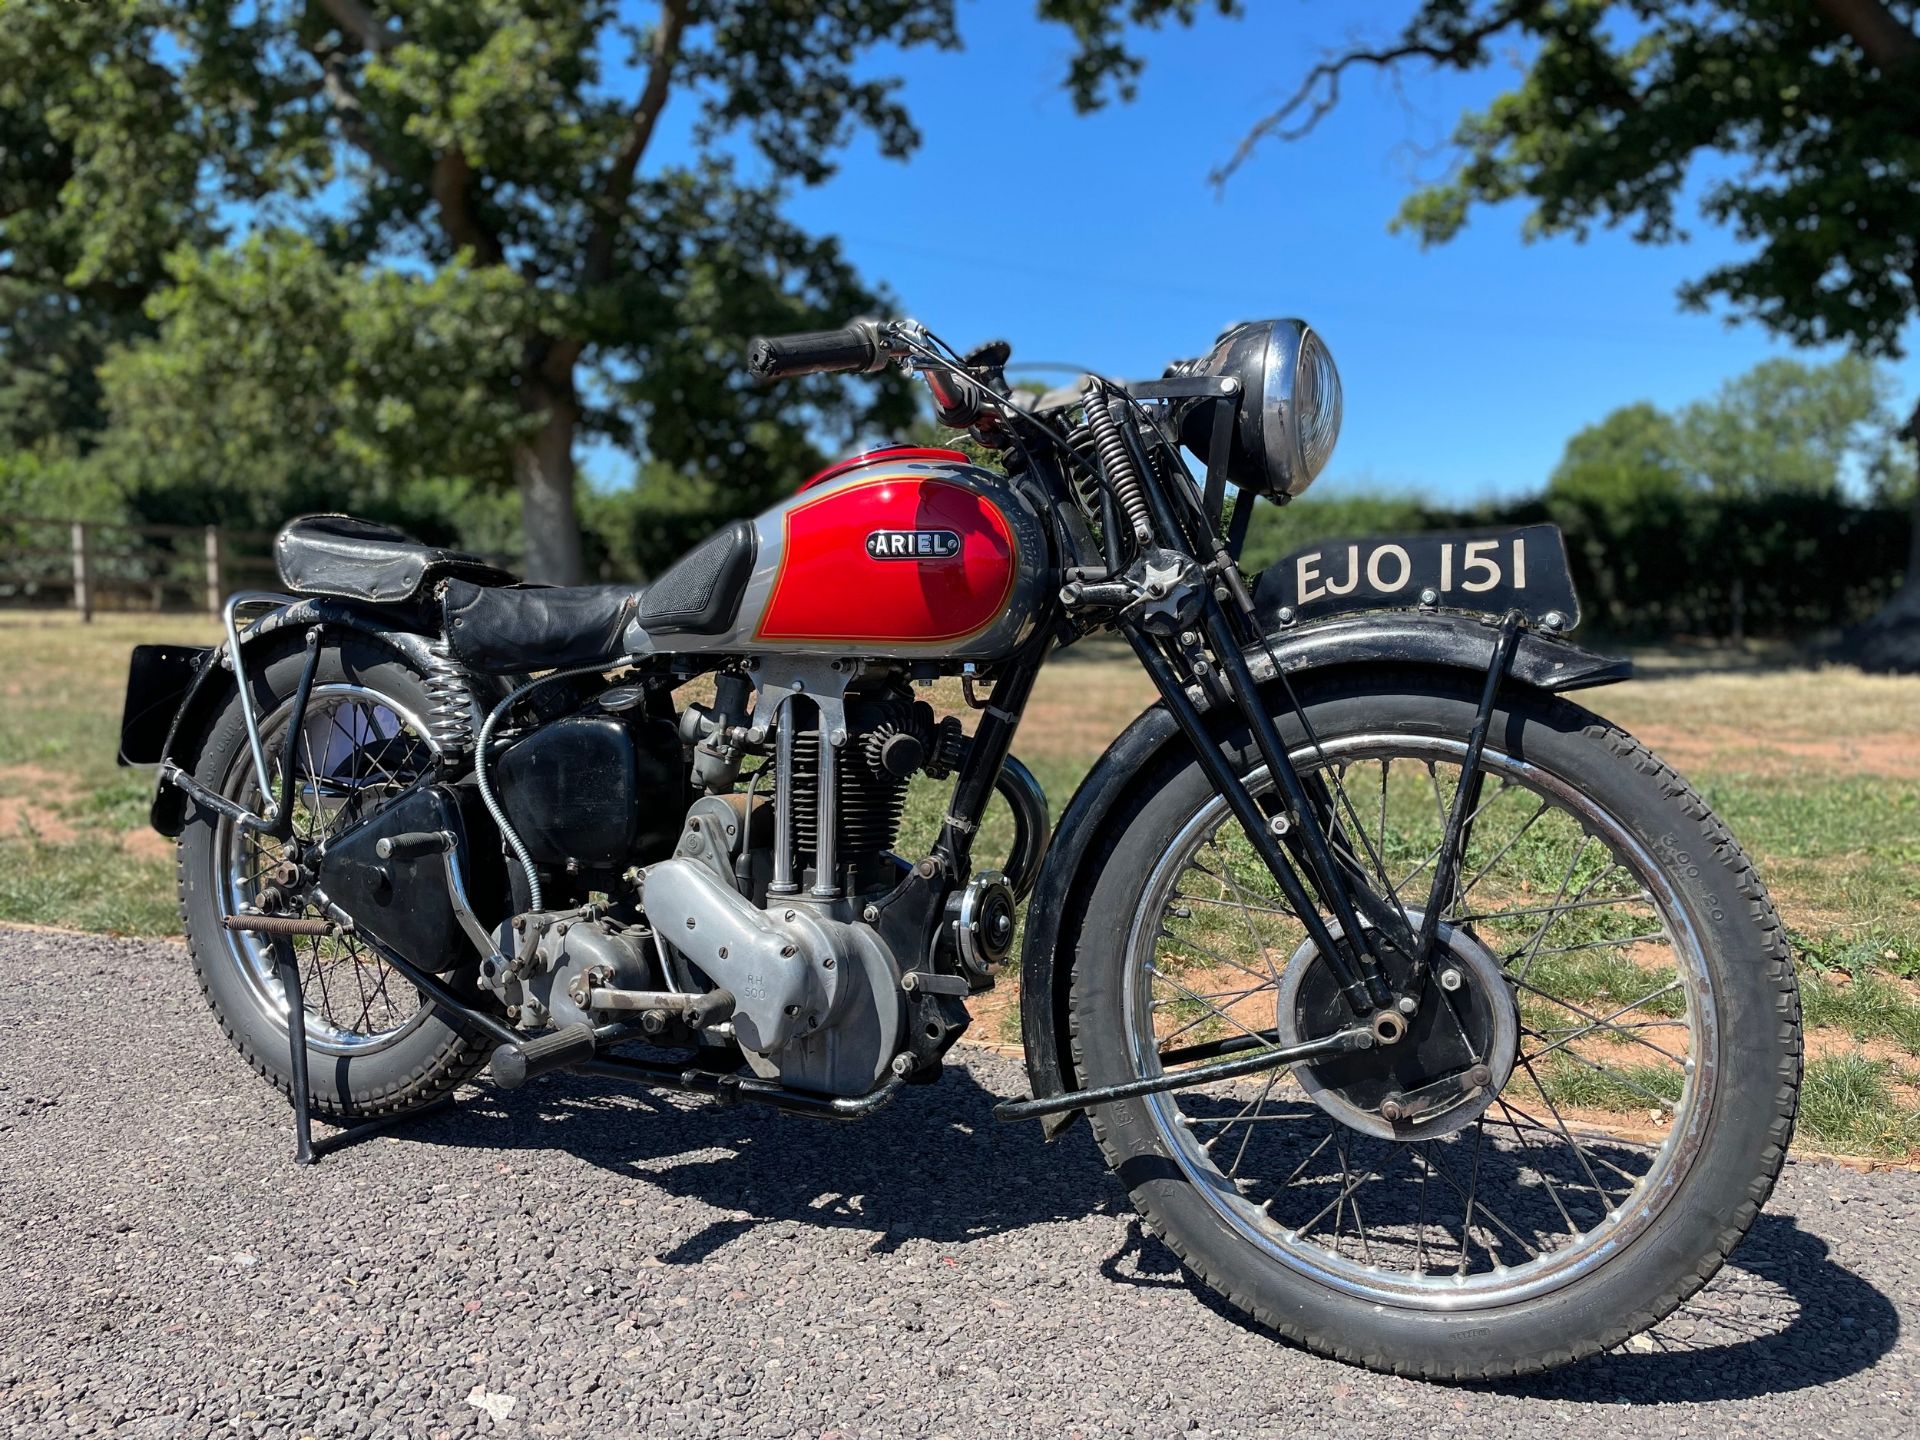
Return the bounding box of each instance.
[1837,397,1920,672]
[515,395,585,585]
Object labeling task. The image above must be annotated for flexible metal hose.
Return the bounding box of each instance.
[1082,378,1153,542]
[474,660,634,914]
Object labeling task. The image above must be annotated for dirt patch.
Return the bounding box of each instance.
[1632,724,1920,780]
[963,981,1022,1050]
[119,826,175,862]
[1802,1028,1918,1068]
[0,795,76,843]
[0,763,82,844]
[0,761,80,795]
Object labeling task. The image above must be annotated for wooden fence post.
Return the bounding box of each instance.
[204,525,223,616]
[70,521,92,622]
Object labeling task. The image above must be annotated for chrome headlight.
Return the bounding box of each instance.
[1180,318,1343,499]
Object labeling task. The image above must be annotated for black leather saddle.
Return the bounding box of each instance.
[274,513,636,674]
[274,514,515,603]
[274,512,757,675]
[439,520,757,673]
[442,579,640,674]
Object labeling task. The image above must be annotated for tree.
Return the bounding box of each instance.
[1543,360,1912,635]
[1676,356,1905,499]
[0,4,211,452]
[1547,402,1688,509]
[3,1,1016,581]
[3,2,1241,583]
[91,232,535,536]
[1122,1,1920,664]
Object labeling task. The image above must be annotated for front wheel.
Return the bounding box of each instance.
[1068,669,1801,1379]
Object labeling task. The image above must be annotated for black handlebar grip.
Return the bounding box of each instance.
[747,321,884,381]
[490,1024,597,1090]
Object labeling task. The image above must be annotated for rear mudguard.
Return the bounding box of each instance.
[1013,610,1630,1138]
[141,596,457,837]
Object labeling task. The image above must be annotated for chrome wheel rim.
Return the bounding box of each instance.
[1123,733,1716,1309]
[216,683,440,1055]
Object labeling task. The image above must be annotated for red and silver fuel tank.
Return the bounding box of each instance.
[631,446,1049,661]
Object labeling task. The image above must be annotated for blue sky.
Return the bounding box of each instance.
[610,0,1917,504]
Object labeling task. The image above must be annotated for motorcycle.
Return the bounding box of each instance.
[119,317,1801,1378]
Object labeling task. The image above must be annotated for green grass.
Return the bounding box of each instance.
[6,612,1920,1157]
[1798,970,1920,1052]
[1798,1051,1920,1158]
[1704,772,1920,865]
[0,835,180,934]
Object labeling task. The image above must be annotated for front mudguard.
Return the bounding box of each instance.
[1013,611,1630,1138]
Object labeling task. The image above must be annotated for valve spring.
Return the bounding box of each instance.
[1083,382,1153,540]
[789,728,909,866]
[423,636,475,766]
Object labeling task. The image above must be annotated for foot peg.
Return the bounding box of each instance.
[490,1023,596,1090]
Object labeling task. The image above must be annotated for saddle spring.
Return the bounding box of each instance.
[423,635,476,767]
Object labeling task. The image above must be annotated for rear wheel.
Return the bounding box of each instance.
[1068,670,1800,1378]
[177,637,488,1120]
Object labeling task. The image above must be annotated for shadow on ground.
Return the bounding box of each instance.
[389,1059,1897,1402]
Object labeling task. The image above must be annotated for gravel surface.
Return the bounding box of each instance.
[3,927,1918,1439]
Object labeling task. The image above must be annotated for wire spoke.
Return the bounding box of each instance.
[1502,1080,1622,1200]
[1385,779,1517,903]
[1227,1071,1280,1178]
[1510,975,1690,1067]
[1136,731,1710,1294]
[1518,981,1684,1064]
[1147,964,1278,1049]
[1489,1099,1582,1239]
[1155,923,1286,1002]
[1421,1128,1543,1265]
[1521,932,1670,963]
[1509,836,1596,979]
[1453,892,1653,927]
[1291,1139,1414,1243]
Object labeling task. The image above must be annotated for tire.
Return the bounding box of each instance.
[177,633,489,1120]
[1067,667,1800,1379]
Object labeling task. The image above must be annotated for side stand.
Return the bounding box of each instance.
[270,933,454,1166]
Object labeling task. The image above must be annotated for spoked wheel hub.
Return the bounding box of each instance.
[1278,910,1518,1142]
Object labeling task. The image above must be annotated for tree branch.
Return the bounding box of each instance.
[308,3,505,267]
[428,148,504,267]
[316,0,395,55]
[309,38,401,177]
[582,0,689,288]
[1210,4,1534,187]
[1810,0,1920,69]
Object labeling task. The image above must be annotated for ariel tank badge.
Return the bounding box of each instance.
[865,528,961,560]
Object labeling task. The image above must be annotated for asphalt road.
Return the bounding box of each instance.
[4,928,1918,1439]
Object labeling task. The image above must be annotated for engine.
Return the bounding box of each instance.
[478,667,970,1097]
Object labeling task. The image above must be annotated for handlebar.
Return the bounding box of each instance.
[747,317,1009,434]
[746,319,890,380]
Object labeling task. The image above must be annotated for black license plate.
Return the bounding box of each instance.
[119,644,211,766]
[1256,523,1580,629]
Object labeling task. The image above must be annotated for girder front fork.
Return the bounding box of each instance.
[1118,604,1527,1028]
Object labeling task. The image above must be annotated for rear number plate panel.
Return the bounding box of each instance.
[119,644,211,766]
